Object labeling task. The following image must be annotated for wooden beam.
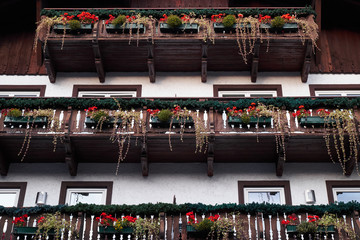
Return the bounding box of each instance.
[314,0,321,32]
[64,107,77,176]
[0,148,9,176]
[148,39,156,83]
[207,107,215,177]
[44,45,56,83]
[352,211,360,237]
[36,0,43,67]
[251,41,260,83]
[92,23,105,83]
[301,40,312,83]
[141,139,148,176]
[201,42,208,83]
[276,135,289,177]
[159,212,165,240]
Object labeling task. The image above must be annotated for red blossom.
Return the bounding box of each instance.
[96,212,117,227]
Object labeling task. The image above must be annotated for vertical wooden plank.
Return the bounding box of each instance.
[181,214,187,240]
[166,215,173,240]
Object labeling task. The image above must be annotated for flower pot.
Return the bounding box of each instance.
[105,23,145,34]
[4,116,48,128]
[85,116,122,129]
[213,22,251,33]
[228,116,272,127]
[299,116,339,127]
[150,116,194,128]
[260,23,271,32]
[53,24,93,34]
[98,226,117,234]
[120,226,133,234]
[317,225,335,233]
[186,225,196,232]
[269,23,299,33]
[285,225,297,233]
[13,226,38,235]
[159,23,199,33]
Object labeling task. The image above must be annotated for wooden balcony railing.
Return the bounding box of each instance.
[1,211,359,240]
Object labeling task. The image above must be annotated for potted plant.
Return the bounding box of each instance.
[212,14,241,33]
[36,212,74,240]
[131,216,160,239]
[53,12,98,34]
[12,214,38,235]
[84,106,112,129]
[281,13,298,33]
[159,14,199,33]
[226,103,272,127]
[114,215,136,234]
[281,213,299,233]
[105,14,145,34]
[259,14,272,32]
[96,212,118,235]
[2,108,49,128]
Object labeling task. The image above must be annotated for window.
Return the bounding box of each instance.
[72,85,141,97]
[0,182,27,207]
[326,181,360,203]
[238,181,291,204]
[0,85,46,97]
[59,182,113,205]
[213,85,282,97]
[309,85,360,97]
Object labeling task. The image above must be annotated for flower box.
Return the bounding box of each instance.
[98,226,133,235]
[213,23,251,33]
[13,226,38,235]
[53,24,93,34]
[105,23,145,34]
[150,116,194,128]
[4,116,48,128]
[120,227,133,234]
[186,225,196,232]
[282,23,298,33]
[285,225,297,233]
[85,116,122,128]
[228,116,272,127]
[317,225,335,233]
[299,116,339,127]
[159,23,199,33]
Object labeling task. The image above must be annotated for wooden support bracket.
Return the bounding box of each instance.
[92,23,105,83]
[301,40,312,83]
[201,42,208,83]
[44,44,56,83]
[207,107,215,177]
[64,107,77,176]
[0,147,9,176]
[276,135,289,177]
[251,41,260,83]
[141,139,148,176]
[148,39,156,83]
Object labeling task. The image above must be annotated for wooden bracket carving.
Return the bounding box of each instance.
[64,107,77,176]
[201,42,208,83]
[0,147,9,176]
[207,107,215,177]
[276,135,289,177]
[44,45,56,83]
[148,39,156,83]
[251,41,260,83]
[301,40,312,83]
[92,23,105,83]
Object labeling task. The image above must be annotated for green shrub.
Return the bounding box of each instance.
[91,110,109,122]
[112,15,127,26]
[157,109,173,122]
[166,15,182,28]
[68,20,81,30]
[222,15,236,28]
[7,108,22,117]
[195,219,213,234]
[296,222,317,235]
[271,16,285,28]
[241,114,251,124]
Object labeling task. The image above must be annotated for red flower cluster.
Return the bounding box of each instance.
[160,14,168,22]
[259,14,271,23]
[105,14,115,25]
[147,109,160,116]
[61,12,75,22]
[292,105,310,119]
[211,13,224,22]
[308,215,319,222]
[84,106,98,112]
[123,215,137,223]
[95,212,117,227]
[77,12,99,24]
[281,213,298,225]
[238,13,244,18]
[247,102,260,115]
[181,14,190,22]
[13,214,28,227]
[316,109,330,117]
[226,106,243,117]
[281,13,294,21]
[172,105,181,114]
[186,211,198,224]
[38,216,45,224]
[126,15,137,23]
[208,214,220,222]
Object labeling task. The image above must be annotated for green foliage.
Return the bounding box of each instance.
[222,15,236,28]
[36,212,75,240]
[41,6,316,20]
[68,20,81,30]
[7,108,22,117]
[90,109,109,122]
[112,15,126,26]
[296,221,317,235]
[195,218,213,234]
[271,16,285,28]
[241,114,250,124]
[166,15,182,28]
[157,109,173,122]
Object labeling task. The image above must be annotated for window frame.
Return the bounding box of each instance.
[0,85,46,97]
[309,84,360,97]
[214,85,283,97]
[238,181,292,205]
[65,188,108,206]
[326,180,360,203]
[0,182,27,207]
[59,181,113,205]
[72,85,142,97]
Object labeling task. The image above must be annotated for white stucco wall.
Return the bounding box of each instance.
[0,73,359,97]
[1,162,359,207]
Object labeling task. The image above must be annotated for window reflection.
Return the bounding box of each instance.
[248,191,281,204]
[336,192,360,203]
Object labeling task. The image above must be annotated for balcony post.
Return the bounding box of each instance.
[44,44,56,83]
[251,40,260,83]
[64,107,78,176]
[148,39,156,83]
[207,107,215,177]
[301,40,312,83]
[92,22,105,83]
[0,147,9,176]
[201,42,208,83]
[159,212,165,239]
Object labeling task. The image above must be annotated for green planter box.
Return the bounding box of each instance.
[299,116,339,127]
[286,225,297,233]
[85,116,122,128]
[213,23,252,33]
[260,23,298,33]
[159,23,199,33]
[98,226,133,235]
[186,225,196,232]
[106,23,145,34]
[4,116,48,128]
[53,24,93,34]
[13,226,38,235]
[317,225,335,233]
[228,116,272,127]
[150,116,194,128]
[120,226,133,234]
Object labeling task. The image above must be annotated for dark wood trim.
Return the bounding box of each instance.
[326,180,360,203]
[238,180,292,205]
[309,84,360,96]
[0,182,27,207]
[251,41,260,83]
[0,85,46,97]
[59,181,113,205]
[72,85,142,97]
[213,84,283,97]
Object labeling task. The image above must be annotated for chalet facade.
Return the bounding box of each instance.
[0,0,360,239]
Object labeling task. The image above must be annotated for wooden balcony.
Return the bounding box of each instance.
[0,98,358,177]
[0,210,359,240]
[40,8,316,84]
